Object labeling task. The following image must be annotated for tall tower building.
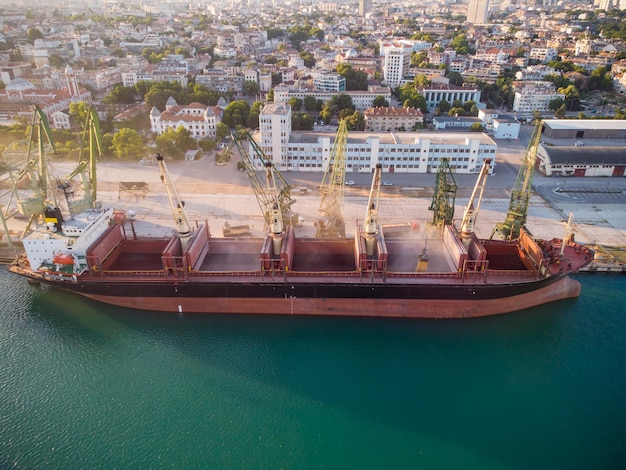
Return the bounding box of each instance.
[359,0,371,17]
[259,103,292,168]
[467,0,489,25]
[382,43,412,87]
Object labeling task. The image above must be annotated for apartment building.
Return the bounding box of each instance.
[196,70,244,93]
[313,73,346,92]
[259,102,292,166]
[258,103,497,175]
[273,86,392,111]
[122,72,188,88]
[380,43,412,87]
[364,107,424,132]
[512,81,564,113]
[529,46,559,63]
[418,84,482,112]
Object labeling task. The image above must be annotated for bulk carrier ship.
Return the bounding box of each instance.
[8,155,593,319]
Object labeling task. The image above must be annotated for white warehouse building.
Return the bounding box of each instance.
[256,104,497,175]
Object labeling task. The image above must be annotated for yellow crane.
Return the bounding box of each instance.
[315,120,347,237]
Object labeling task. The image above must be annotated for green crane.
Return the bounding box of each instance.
[229,129,297,226]
[13,105,57,234]
[428,158,457,227]
[62,107,103,215]
[491,123,543,240]
[315,119,347,237]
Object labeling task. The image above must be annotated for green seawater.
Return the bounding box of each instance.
[0,268,624,469]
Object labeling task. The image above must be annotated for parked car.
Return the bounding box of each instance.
[345,180,355,185]
[383,181,393,186]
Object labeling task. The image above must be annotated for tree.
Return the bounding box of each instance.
[410,51,428,67]
[413,74,431,88]
[463,100,477,113]
[299,51,315,68]
[110,128,145,159]
[557,84,580,110]
[329,94,355,115]
[543,74,571,89]
[549,97,566,111]
[470,123,484,132]
[222,100,251,128]
[69,101,92,127]
[436,99,451,115]
[103,85,137,105]
[303,95,317,112]
[247,101,264,129]
[27,28,43,44]
[155,127,196,159]
[372,96,389,107]
[242,80,259,96]
[288,97,302,111]
[450,34,474,55]
[292,112,315,130]
[555,104,567,118]
[344,111,365,131]
[589,66,613,91]
[447,71,464,87]
[271,72,282,87]
[199,138,216,152]
[336,63,368,91]
[319,104,333,124]
[216,122,230,141]
[448,107,468,117]
[49,54,66,68]
[395,82,428,112]
[310,27,325,41]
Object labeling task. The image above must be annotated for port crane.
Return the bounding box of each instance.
[4,106,59,236]
[156,153,192,250]
[59,107,103,216]
[264,162,286,256]
[491,123,542,240]
[228,129,297,226]
[459,158,491,247]
[363,163,382,256]
[315,119,347,238]
[428,157,457,227]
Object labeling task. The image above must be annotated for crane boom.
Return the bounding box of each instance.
[316,120,347,237]
[491,123,542,240]
[228,129,297,226]
[14,106,58,234]
[363,163,382,256]
[460,158,491,246]
[428,157,457,226]
[156,153,192,250]
[63,107,103,214]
